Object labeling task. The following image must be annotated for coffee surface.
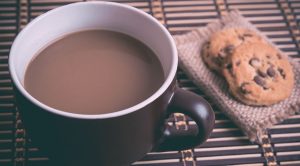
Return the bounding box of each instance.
[24,30,164,114]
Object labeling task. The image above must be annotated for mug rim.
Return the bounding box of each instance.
[9,1,178,119]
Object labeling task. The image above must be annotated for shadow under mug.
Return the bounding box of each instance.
[9,2,215,166]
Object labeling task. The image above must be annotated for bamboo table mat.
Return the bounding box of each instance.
[1,0,300,165]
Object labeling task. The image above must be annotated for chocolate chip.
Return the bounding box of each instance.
[277,53,282,59]
[206,42,210,48]
[218,45,235,58]
[257,69,267,78]
[213,57,222,66]
[254,76,266,87]
[236,60,241,66]
[220,21,225,26]
[244,33,253,37]
[267,67,276,77]
[238,35,245,41]
[266,54,271,59]
[225,63,235,77]
[278,68,286,79]
[240,82,251,94]
[225,45,234,54]
[263,86,269,90]
[249,58,261,68]
[226,63,232,69]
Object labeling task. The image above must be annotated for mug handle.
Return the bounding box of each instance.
[157,87,215,151]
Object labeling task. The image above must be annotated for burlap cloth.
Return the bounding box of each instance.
[173,10,300,143]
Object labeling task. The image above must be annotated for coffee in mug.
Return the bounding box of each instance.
[24,29,165,114]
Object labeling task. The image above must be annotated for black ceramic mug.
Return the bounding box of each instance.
[9,2,215,166]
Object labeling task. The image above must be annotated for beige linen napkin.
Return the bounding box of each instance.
[173,10,300,143]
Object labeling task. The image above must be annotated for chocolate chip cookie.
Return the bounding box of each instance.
[223,43,294,106]
[202,28,265,73]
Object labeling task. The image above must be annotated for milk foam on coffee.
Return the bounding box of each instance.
[24,30,164,114]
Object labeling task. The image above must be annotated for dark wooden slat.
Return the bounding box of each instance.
[25,161,51,166]
[210,130,245,138]
[0,88,14,95]
[0,80,12,87]
[227,1,279,6]
[0,160,13,166]
[0,122,14,131]
[227,6,279,11]
[166,15,218,20]
[277,154,300,162]
[214,121,237,129]
[26,148,49,159]
[270,127,300,134]
[0,131,13,140]
[194,148,262,157]
[133,162,183,166]
[198,139,254,148]
[0,140,13,150]
[0,149,12,160]
[0,113,14,121]
[271,136,300,143]
[30,2,77,7]
[0,72,11,80]
[163,4,216,8]
[275,145,300,152]
[281,118,300,124]
[196,157,266,166]
[163,9,217,14]
[163,0,207,1]
[140,152,180,161]
[0,105,15,113]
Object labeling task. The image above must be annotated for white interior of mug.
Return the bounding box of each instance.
[9,1,178,119]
